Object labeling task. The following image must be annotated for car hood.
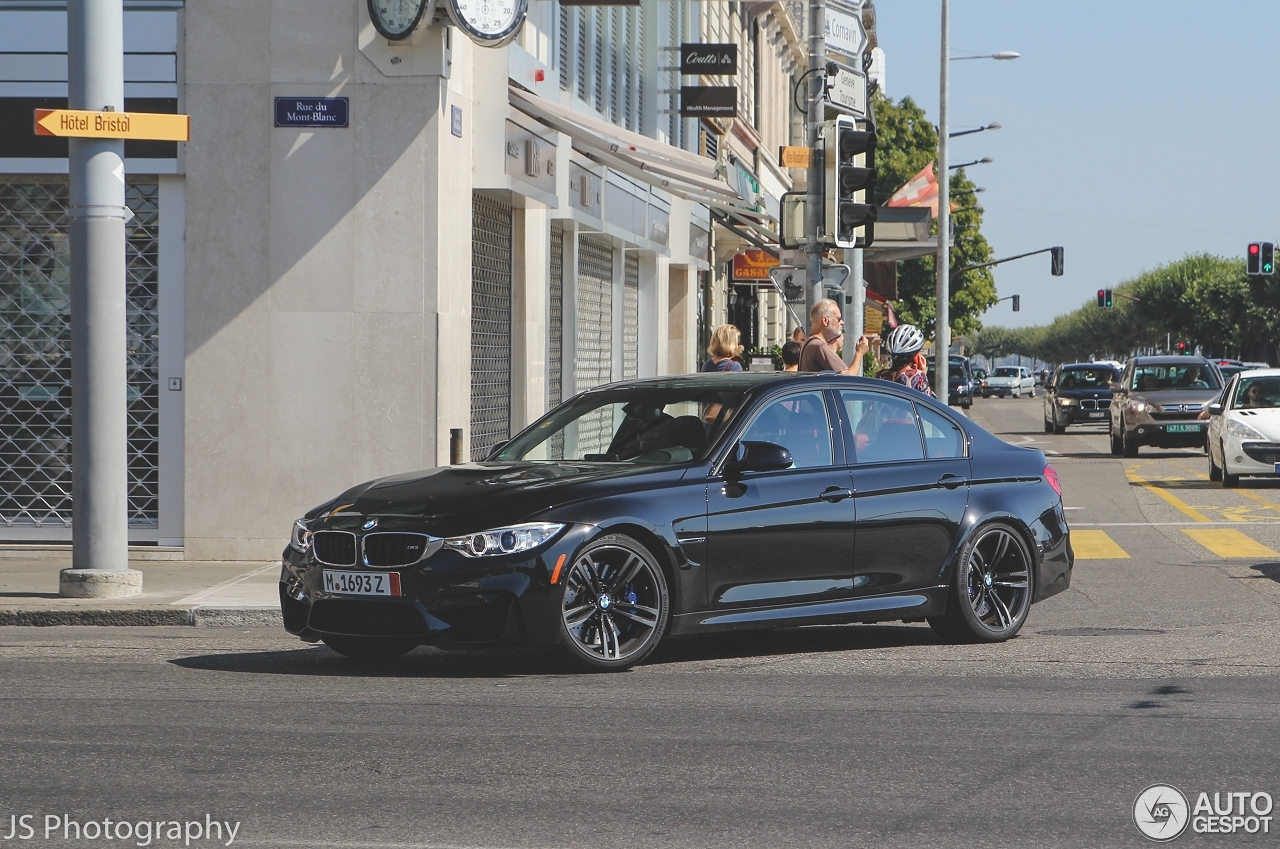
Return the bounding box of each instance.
[1055,387,1112,399]
[1130,389,1221,408]
[987,375,1022,383]
[1229,409,1280,441]
[306,462,688,535]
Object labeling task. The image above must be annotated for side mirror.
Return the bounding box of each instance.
[726,440,794,474]
[1207,402,1223,416]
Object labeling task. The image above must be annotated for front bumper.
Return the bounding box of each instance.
[279,524,594,646]
[1127,420,1206,447]
[1053,405,1111,425]
[1224,440,1280,476]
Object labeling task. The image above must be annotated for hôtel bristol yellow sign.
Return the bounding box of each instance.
[34,108,190,141]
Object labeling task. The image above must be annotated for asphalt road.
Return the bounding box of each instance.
[3,393,1280,849]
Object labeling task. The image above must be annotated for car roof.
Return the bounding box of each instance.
[1060,362,1118,369]
[1233,368,1280,378]
[576,371,952,408]
[1127,356,1214,365]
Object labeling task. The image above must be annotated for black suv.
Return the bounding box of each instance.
[927,356,974,409]
[1042,363,1121,433]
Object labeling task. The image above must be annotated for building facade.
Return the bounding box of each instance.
[0,0,817,559]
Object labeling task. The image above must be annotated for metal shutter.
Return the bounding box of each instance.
[575,10,589,102]
[574,236,613,456]
[558,4,571,91]
[635,7,645,132]
[622,252,639,380]
[547,224,565,458]
[0,175,160,533]
[593,9,606,114]
[470,193,513,462]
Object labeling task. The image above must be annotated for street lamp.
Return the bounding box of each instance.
[949,156,993,170]
[935,2,1019,400]
[949,122,1001,138]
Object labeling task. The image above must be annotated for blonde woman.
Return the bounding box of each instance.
[701,324,744,372]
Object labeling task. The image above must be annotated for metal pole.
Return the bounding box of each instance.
[934,0,951,401]
[805,0,826,322]
[844,248,864,367]
[60,0,140,598]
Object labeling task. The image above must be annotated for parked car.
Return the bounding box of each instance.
[1206,369,1280,487]
[927,355,975,409]
[1109,356,1222,457]
[280,373,1073,670]
[1043,363,1122,433]
[985,366,1036,398]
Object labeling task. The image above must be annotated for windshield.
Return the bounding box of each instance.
[1233,375,1280,408]
[494,385,750,464]
[1129,363,1221,392]
[993,367,1020,377]
[1056,367,1116,389]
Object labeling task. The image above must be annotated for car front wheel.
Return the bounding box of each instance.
[1122,420,1139,457]
[557,533,669,672]
[929,523,1033,643]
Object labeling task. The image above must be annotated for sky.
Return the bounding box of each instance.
[874,0,1280,329]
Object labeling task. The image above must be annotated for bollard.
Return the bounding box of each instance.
[449,428,464,465]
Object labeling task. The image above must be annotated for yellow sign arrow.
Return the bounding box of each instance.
[34,109,189,141]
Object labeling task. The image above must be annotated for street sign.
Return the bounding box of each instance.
[732,249,780,282]
[779,146,811,168]
[274,97,350,128]
[33,108,189,141]
[680,43,737,75]
[825,67,867,117]
[823,5,866,60]
[679,86,737,118]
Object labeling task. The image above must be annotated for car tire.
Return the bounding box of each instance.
[1053,421,1066,435]
[1122,421,1139,458]
[1044,416,1054,433]
[1110,422,1123,456]
[1012,388,1020,399]
[320,634,420,660]
[961,396,972,410]
[1223,462,1241,488]
[928,522,1034,643]
[556,533,669,672]
[1209,448,1223,482]
[1029,387,1036,398]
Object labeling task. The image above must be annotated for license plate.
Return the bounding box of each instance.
[1166,423,1200,433]
[323,569,401,596]
[1088,412,1105,418]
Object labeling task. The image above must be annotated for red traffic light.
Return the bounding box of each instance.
[1250,244,1260,255]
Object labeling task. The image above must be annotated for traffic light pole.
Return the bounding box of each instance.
[804,0,827,321]
[934,0,951,401]
[948,246,1063,283]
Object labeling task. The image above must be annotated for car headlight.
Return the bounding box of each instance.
[290,519,312,552]
[1226,419,1266,441]
[445,522,564,557]
[1057,397,1077,406]
[1130,399,1153,413]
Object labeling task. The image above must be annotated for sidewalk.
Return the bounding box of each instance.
[0,549,281,627]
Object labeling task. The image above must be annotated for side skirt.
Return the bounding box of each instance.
[670,587,949,635]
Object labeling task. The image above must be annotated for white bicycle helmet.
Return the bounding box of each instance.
[885,323,925,356]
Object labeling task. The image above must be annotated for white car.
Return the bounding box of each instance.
[1206,369,1280,487]
[984,366,1036,398]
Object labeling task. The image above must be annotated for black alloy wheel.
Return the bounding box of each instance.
[929,522,1033,643]
[321,634,420,660]
[558,533,669,671]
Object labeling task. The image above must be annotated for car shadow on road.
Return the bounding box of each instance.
[1251,563,1280,583]
[168,623,943,678]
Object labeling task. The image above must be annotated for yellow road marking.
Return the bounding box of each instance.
[1171,460,1280,517]
[1125,468,1213,523]
[1072,530,1130,559]
[1182,528,1280,558]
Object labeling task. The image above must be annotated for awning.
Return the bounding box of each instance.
[509,86,765,215]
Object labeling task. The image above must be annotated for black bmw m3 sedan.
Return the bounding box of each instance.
[280,373,1073,671]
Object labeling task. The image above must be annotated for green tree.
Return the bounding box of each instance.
[871,91,997,340]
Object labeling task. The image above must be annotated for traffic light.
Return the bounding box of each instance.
[1096,289,1113,308]
[1050,246,1064,276]
[1177,342,1187,355]
[1248,242,1262,275]
[823,114,877,248]
[1105,289,1113,308]
[1263,242,1275,275]
[1011,295,1021,312]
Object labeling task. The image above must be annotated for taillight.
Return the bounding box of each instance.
[1044,465,1062,497]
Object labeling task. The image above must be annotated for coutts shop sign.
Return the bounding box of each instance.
[680,43,738,75]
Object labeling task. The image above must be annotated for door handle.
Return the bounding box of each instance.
[819,486,854,502]
[937,474,967,490]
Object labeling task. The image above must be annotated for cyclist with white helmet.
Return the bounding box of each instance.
[879,324,936,397]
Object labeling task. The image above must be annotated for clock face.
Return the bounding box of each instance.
[447,0,528,43]
[368,0,433,40]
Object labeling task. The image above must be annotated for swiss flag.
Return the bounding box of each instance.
[886,162,939,213]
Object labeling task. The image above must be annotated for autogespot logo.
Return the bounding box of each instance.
[1134,784,1190,842]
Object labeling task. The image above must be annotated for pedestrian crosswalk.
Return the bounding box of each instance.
[1070,527,1280,560]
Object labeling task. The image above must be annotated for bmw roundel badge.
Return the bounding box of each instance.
[362,518,378,530]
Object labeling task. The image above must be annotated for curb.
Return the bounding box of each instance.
[0,607,282,627]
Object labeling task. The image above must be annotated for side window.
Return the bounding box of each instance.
[840,390,925,464]
[739,391,833,469]
[917,405,966,458]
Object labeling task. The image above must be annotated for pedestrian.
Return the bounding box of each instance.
[791,327,806,344]
[701,324,744,372]
[877,323,935,397]
[799,298,868,375]
[780,339,802,372]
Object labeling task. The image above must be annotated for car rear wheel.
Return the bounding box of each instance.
[321,634,420,659]
[929,523,1033,643]
[557,533,669,672]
